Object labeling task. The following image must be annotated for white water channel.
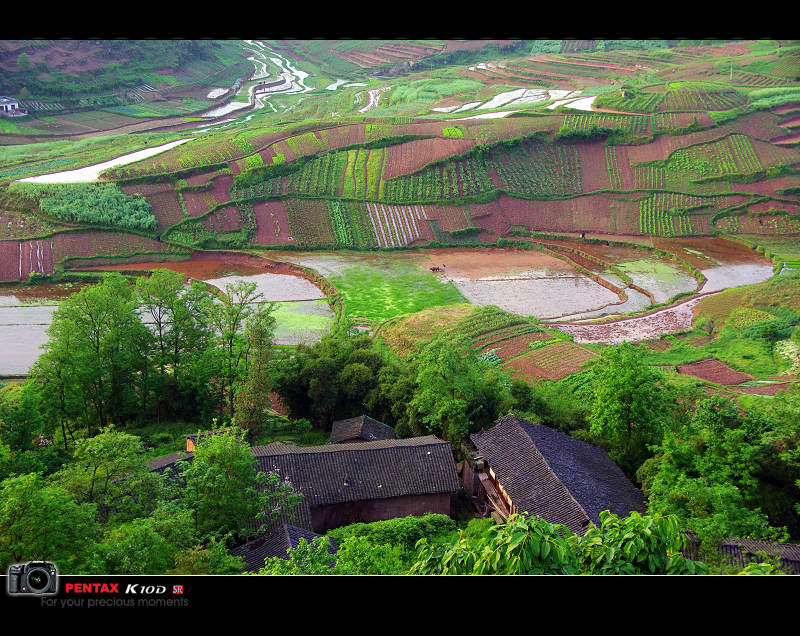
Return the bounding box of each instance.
[17,139,193,184]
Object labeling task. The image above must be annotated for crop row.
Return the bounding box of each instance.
[659,86,747,112]
[563,113,649,135]
[366,202,425,247]
[489,141,582,197]
[382,156,492,203]
[638,193,710,236]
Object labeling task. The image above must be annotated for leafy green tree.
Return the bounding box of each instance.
[32,274,154,433]
[170,538,245,574]
[410,513,580,575]
[588,342,668,473]
[50,427,164,522]
[233,305,277,438]
[135,270,217,420]
[0,473,99,571]
[407,334,509,447]
[576,510,707,575]
[643,397,785,547]
[256,535,404,575]
[176,427,302,541]
[89,517,178,575]
[207,280,266,416]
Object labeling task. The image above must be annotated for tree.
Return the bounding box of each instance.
[135,270,216,420]
[51,427,164,523]
[410,513,580,575]
[0,473,99,571]
[233,305,277,438]
[176,427,302,541]
[409,511,707,576]
[256,535,404,575]
[207,280,266,416]
[576,510,707,575]
[16,52,30,72]
[588,343,667,473]
[32,274,154,433]
[407,334,509,447]
[642,397,786,549]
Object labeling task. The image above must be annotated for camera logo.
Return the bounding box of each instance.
[7,562,58,596]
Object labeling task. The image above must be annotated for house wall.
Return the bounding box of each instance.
[310,492,452,533]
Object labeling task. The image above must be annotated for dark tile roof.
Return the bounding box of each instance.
[148,437,459,513]
[684,532,800,574]
[329,415,397,444]
[251,436,460,508]
[231,524,338,572]
[146,451,191,473]
[470,414,646,534]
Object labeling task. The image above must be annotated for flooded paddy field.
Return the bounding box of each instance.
[423,247,624,319]
[652,237,774,293]
[0,251,332,375]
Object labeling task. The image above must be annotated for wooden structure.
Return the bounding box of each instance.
[464,414,646,534]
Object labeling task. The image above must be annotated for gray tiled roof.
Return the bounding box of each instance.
[232,524,338,572]
[148,436,460,510]
[251,436,460,507]
[146,451,191,472]
[471,414,646,534]
[329,415,397,444]
[684,532,800,574]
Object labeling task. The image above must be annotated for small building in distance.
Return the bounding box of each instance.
[0,96,23,116]
[463,414,646,534]
[328,414,396,444]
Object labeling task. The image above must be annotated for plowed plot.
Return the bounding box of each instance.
[503,340,598,381]
[482,331,553,361]
[735,382,792,395]
[676,359,753,385]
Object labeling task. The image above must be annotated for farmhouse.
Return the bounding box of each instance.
[0,96,22,116]
[328,414,397,444]
[252,436,460,533]
[462,414,646,534]
[184,427,234,452]
[148,433,460,534]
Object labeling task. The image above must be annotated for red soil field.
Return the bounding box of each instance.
[0,239,55,281]
[749,138,800,169]
[675,358,753,385]
[734,382,792,395]
[253,200,294,245]
[723,111,788,140]
[503,340,598,381]
[123,183,183,231]
[576,140,612,192]
[0,240,19,281]
[481,331,553,361]
[76,251,326,294]
[383,137,475,179]
[52,231,182,263]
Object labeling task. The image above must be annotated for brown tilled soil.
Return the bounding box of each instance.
[734,383,793,395]
[481,331,553,361]
[76,250,319,285]
[675,359,753,385]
